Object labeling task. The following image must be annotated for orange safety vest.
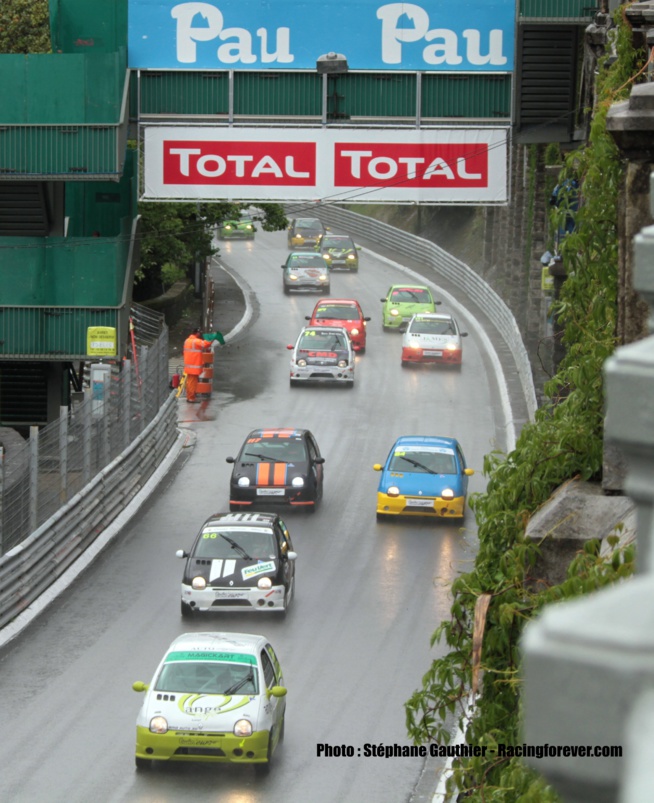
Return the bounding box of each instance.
[183,334,210,375]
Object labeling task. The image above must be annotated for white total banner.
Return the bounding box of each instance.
[143,126,508,205]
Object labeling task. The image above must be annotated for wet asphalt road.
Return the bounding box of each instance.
[0,228,512,803]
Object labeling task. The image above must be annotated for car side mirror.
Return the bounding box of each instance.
[281,264,286,268]
[176,549,188,559]
[380,298,387,303]
[364,317,371,322]
[373,464,382,471]
[435,300,442,305]
[461,332,468,337]
[287,344,294,350]
[465,468,475,476]
[269,685,288,698]
[226,456,235,463]
[287,551,298,561]
[132,681,149,693]
[305,316,311,320]
[314,457,325,464]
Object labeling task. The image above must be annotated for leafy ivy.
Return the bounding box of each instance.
[406,13,641,801]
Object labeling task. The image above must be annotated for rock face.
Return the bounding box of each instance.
[525,479,636,588]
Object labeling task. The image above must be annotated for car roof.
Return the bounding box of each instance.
[299,325,349,336]
[246,427,308,439]
[392,435,459,450]
[321,234,352,240]
[410,313,455,322]
[166,631,267,658]
[313,298,360,308]
[201,511,279,528]
[389,284,431,291]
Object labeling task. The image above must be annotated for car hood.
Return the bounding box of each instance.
[322,246,354,256]
[287,267,326,278]
[403,333,461,347]
[387,302,434,314]
[235,460,309,485]
[141,691,262,731]
[313,318,359,331]
[380,471,465,496]
[185,556,281,587]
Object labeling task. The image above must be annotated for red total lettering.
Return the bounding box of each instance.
[163,140,316,186]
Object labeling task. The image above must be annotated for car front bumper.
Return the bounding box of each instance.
[376,492,466,518]
[181,583,287,612]
[284,280,330,292]
[383,314,412,329]
[135,725,270,764]
[401,347,462,364]
[230,485,316,508]
[289,236,321,248]
[290,364,354,383]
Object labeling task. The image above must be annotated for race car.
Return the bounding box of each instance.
[380,285,440,331]
[176,511,297,617]
[315,233,360,271]
[132,631,287,772]
[287,217,328,249]
[401,313,468,367]
[305,298,370,352]
[373,435,474,520]
[218,217,256,240]
[227,428,325,511]
[288,326,354,386]
[282,252,330,294]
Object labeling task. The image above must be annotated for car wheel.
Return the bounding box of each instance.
[229,502,240,512]
[181,601,194,618]
[254,731,274,776]
[401,360,409,367]
[135,757,152,770]
[345,380,354,389]
[290,379,300,388]
[323,287,331,295]
[376,512,390,521]
[283,286,290,295]
[279,715,286,744]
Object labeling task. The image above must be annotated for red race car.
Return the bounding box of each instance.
[305,298,371,352]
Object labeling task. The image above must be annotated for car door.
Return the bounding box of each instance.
[260,648,284,745]
[457,445,469,496]
[275,519,294,589]
[306,433,324,498]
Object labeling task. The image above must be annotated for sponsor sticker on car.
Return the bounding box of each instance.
[405,498,435,508]
[242,561,276,580]
[257,488,285,496]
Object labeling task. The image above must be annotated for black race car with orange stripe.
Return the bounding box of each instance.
[226,428,325,512]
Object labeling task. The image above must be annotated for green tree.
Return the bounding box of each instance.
[0,0,50,54]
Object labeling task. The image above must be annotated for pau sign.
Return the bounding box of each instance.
[142,126,508,204]
[128,0,514,71]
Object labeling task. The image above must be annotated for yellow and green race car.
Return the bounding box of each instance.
[218,217,256,240]
[133,631,287,773]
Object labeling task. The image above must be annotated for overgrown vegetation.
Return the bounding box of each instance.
[0,0,50,54]
[405,12,641,801]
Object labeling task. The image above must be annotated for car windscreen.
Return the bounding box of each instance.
[288,255,326,268]
[321,237,352,249]
[389,449,457,474]
[314,305,358,321]
[410,319,456,335]
[240,438,308,464]
[391,288,432,302]
[155,656,259,695]
[296,219,322,230]
[195,527,276,559]
[298,331,348,351]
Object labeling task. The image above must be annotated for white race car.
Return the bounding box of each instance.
[401,313,468,367]
[133,632,287,772]
[287,325,354,386]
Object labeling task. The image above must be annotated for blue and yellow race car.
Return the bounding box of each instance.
[374,435,473,520]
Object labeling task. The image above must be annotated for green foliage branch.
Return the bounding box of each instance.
[405,14,640,802]
[0,0,50,54]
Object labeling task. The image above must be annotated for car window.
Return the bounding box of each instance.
[321,237,352,248]
[155,659,259,695]
[195,527,276,559]
[261,650,277,688]
[296,218,322,230]
[298,330,347,350]
[241,438,308,463]
[389,449,457,474]
[266,644,283,684]
[314,305,358,321]
[288,254,326,268]
[391,287,432,302]
[307,434,321,461]
[277,519,294,551]
[410,318,456,335]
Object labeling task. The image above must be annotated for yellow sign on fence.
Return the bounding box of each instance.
[87,326,117,356]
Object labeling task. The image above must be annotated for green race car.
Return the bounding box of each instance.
[380,284,440,331]
[218,217,256,240]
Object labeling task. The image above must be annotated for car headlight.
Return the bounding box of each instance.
[150,716,168,734]
[258,576,272,589]
[387,486,400,497]
[224,225,232,231]
[292,476,305,487]
[408,340,421,349]
[192,576,207,590]
[234,719,253,737]
[322,253,331,261]
[245,224,252,230]
[441,488,455,500]
[347,253,355,260]
[319,274,328,281]
[350,327,360,336]
[445,342,458,351]
[238,476,251,487]
[289,274,298,281]
[337,359,348,368]
[390,309,399,317]
[297,358,307,367]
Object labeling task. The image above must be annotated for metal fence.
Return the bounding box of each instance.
[0,303,171,555]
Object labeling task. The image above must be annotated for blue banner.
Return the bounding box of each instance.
[128,1,514,71]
